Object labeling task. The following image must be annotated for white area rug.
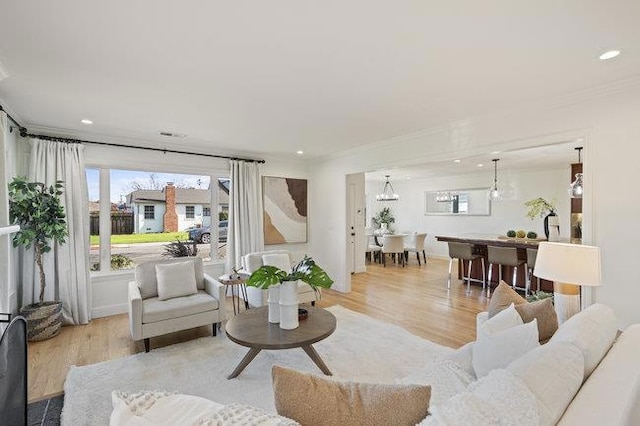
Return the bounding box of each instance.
[62,305,452,426]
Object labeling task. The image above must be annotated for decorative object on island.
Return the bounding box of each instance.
[375,175,399,201]
[371,207,395,235]
[533,242,601,324]
[487,159,503,202]
[568,147,584,199]
[524,197,559,241]
[246,256,333,330]
[507,230,516,238]
[8,177,68,341]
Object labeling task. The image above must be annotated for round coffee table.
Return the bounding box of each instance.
[225,306,336,379]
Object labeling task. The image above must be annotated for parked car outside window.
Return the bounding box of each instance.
[188,220,228,244]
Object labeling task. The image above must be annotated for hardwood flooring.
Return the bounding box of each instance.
[27,256,489,402]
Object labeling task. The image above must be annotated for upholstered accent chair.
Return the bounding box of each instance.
[241,250,319,307]
[128,257,227,352]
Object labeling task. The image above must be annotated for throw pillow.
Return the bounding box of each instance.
[262,253,292,272]
[482,303,523,334]
[472,318,539,378]
[155,261,198,301]
[507,342,584,426]
[272,365,431,426]
[549,303,617,379]
[487,281,526,318]
[515,298,559,342]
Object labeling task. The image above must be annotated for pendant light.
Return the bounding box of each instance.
[376,175,399,201]
[568,147,583,198]
[488,159,503,201]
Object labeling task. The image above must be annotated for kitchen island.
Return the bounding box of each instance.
[436,234,553,292]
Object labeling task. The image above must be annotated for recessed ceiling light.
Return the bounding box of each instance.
[81,119,93,125]
[599,50,620,60]
[406,176,411,180]
[491,151,501,154]
[477,163,484,167]
[453,159,461,163]
[296,150,304,155]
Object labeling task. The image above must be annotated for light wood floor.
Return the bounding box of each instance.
[27,256,490,402]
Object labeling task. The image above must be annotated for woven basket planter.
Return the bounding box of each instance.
[19,301,63,341]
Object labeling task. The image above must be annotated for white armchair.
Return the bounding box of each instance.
[241,250,319,307]
[128,257,227,352]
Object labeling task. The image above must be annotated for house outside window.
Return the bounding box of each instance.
[186,205,195,219]
[87,170,230,272]
[144,205,155,219]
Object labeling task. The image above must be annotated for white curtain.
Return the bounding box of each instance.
[0,113,10,316]
[21,139,91,324]
[227,160,264,271]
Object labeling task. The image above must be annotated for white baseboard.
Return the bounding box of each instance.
[92,303,128,318]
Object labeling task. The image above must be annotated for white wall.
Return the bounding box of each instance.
[309,82,640,329]
[366,167,571,258]
[133,202,165,233]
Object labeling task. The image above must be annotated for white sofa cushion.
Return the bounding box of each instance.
[262,253,292,271]
[473,316,539,378]
[508,342,584,426]
[156,261,198,301]
[136,258,205,299]
[549,303,617,379]
[243,250,291,273]
[558,324,640,426]
[142,291,219,323]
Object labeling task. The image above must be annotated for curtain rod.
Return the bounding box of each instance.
[0,105,265,164]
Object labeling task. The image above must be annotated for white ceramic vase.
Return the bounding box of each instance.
[279,280,299,330]
[267,285,280,323]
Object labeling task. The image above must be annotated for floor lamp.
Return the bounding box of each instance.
[533,242,602,324]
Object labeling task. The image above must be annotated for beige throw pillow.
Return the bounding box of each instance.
[272,366,431,426]
[487,281,526,318]
[156,261,198,301]
[515,298,558,342]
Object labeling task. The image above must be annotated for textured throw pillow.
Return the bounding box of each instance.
[473,318,539,378]
[515,298,559,342]
[262,253,292,272]
[507,342,584,426]
[483,303,523,333]
[487,281,526,318]
[272,366,431,426]
[549,303,617,379]
[155,261,198,301]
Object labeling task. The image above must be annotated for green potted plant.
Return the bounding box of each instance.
[372,207,395,234]
[524,197,557,240]
[246,256,333,329]
[8,176,68,341]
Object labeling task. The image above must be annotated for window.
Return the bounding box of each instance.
[185,205,195,219]
[144,205,155,219]
[86,169,228,272]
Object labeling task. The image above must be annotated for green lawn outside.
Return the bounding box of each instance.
[90,231,189,245]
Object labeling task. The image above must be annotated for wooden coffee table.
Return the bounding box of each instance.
[225,306,336,379]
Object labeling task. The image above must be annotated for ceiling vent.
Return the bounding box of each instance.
[159,131,187,138]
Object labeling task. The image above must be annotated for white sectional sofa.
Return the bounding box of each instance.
[112,303,640,425]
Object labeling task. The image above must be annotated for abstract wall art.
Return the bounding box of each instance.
[263,176,308,244]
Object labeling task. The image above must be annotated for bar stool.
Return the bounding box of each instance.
[447,242,486,293]
[526,248,540,293]
[487,246,528,297]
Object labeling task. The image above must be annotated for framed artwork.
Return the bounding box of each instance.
[263,176,308,244]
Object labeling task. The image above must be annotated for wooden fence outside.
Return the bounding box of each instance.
[90,212,134,235]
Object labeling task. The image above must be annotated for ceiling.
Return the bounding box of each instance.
[1,1,639,160]
[366,141,582,182]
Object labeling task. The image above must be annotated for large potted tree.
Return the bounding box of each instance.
[8,176,68,341]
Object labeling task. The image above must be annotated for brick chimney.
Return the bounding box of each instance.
[163,182,178,232]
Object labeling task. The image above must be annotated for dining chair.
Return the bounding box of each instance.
[404,233,428,265]
[382,235,406,267]
[365,234,382,263]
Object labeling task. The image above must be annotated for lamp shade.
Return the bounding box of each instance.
[533,242,601,287]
